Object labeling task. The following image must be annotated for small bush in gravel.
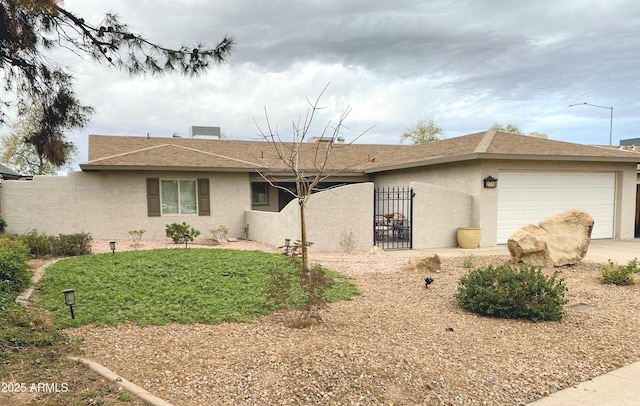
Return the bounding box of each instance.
[456,264,567,322]
[128,229,145,247]
[165,222,201,243]
[599,258,640,286]
[339,228,357,253]
[462,253,475,268]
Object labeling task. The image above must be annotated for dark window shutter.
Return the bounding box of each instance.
[197,178,210,216]
[146,178,161,217]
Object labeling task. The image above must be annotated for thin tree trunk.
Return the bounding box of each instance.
[300,200,310,271]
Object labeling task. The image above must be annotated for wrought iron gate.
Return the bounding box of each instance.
[374,187,414,250]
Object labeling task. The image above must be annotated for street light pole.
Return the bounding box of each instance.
[568,102,614,145]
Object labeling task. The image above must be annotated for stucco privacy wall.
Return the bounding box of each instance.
[245,183,374,252]
[373,161,487,245]
[0,171,251,240]
[410,182,473,248]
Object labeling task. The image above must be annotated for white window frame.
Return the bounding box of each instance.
[160,179,198,215]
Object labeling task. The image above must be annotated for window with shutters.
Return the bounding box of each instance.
[147,178,210,216]
[161,180,197,214]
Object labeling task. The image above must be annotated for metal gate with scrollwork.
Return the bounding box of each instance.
[374,187,414,250]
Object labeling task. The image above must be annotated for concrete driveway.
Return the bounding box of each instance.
[583,238,640,263]
[421,238,639,265]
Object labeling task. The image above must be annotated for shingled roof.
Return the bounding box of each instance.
[80,131,640,174]
[0,163,21,180]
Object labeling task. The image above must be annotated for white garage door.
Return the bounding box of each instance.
[497,172,615,243]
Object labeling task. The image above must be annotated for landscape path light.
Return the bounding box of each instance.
[184,233,190,248]
[109,241,116,254]
[62,289,76,319]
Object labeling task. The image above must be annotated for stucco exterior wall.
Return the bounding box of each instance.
[245,183,374,252]
[372,159,638,245]
[0,171,251,241]
[373,161,486,246]
[410,182,473,248]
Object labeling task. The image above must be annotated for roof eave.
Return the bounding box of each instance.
[79,164,263,173]
[364,154,479,173]
[363,153,640,173]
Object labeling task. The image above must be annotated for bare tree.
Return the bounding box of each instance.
[254,84,370,270]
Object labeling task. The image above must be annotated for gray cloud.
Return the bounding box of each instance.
[15,0,640,169]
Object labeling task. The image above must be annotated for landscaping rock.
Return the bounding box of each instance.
[368,246,386,255]
[507,209,594,267]
[404,253,441,273]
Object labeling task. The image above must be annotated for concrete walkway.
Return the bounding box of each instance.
[409,238,639,264]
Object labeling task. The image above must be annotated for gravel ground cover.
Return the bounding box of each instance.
[66,239,640,405]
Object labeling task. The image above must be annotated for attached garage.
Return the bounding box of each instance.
[496,171,615,243]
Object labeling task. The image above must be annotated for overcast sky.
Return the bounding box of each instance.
[26,1,640,168]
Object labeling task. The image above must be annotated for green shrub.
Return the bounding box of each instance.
[52,232,93,257]
[456,264,567,322]
[0,216,7,233]
[210,225,229,242]
[339,228,357,253]
[165,222,201,243]
[462,253,475,268]
[599,258,640,286]
[20,229,53,257]
[128,229,145,247]
[0,248,32,295]
[16,230,92,257]
[0,235,31,258]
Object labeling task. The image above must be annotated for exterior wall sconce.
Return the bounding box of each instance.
[109,241,116,254]
[483,176,498,189]
[62,289,76,319]
[184,233,190,248]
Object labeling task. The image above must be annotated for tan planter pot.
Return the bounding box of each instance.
[457,227,481,249]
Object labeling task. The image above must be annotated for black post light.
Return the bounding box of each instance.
[109,241,116,254]
[184,233,190,248]
[62,289,76,319]
[483,175,498,189]
[284,238,291,255]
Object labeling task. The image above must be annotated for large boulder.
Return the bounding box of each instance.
[404,253,441,273]
[507,210,594,267]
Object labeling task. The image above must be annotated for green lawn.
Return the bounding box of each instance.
[35,248,358,327]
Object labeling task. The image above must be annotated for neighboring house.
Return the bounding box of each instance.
[0,164,23,218]
[617,140,640,237]
[1,130,638,251]
[0,163,21,181]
